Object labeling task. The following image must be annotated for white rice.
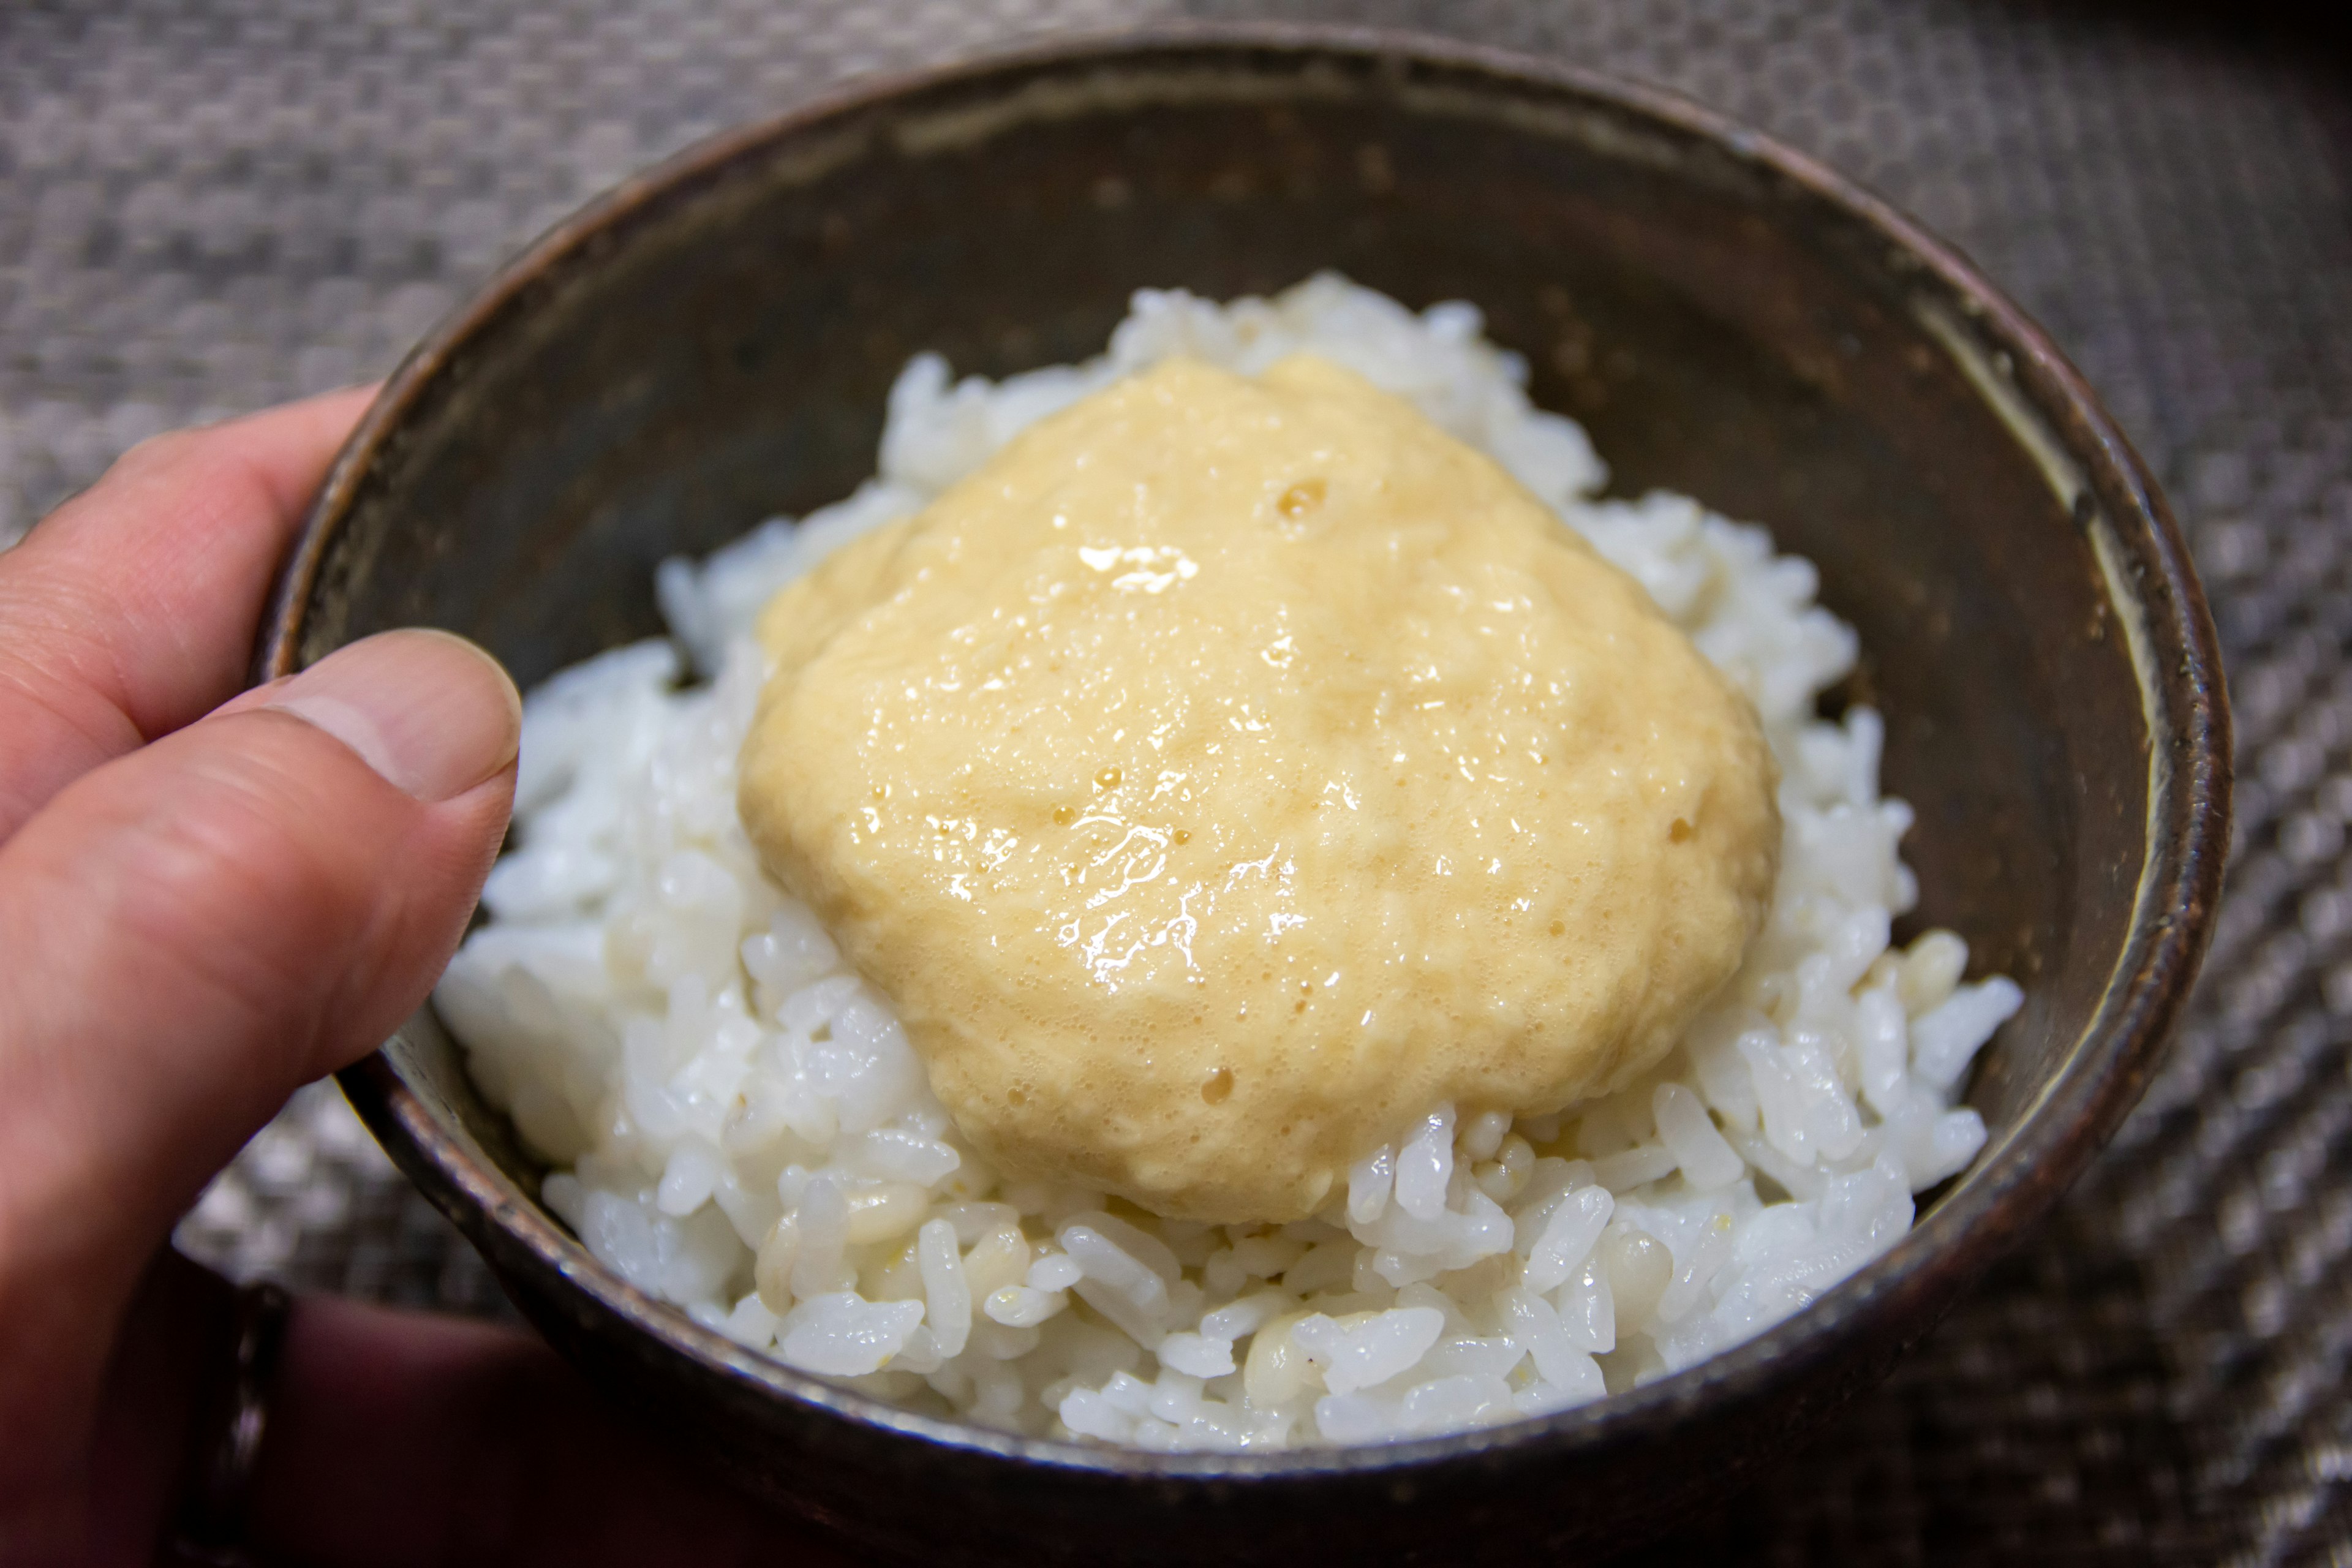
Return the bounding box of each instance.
[435,275,2022,1451]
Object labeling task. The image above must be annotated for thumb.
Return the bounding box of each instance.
[0,628,519,1464]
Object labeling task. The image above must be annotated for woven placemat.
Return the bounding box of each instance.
[9,1,2348,1560]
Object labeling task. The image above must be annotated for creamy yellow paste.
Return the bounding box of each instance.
[739,355,1779,1223]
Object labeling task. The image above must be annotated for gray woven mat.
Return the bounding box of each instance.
[9,0,2347,1560]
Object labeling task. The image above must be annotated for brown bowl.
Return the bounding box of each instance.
[264,25,2230,1562]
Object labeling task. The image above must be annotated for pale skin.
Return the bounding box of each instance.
[0,391,840,1565]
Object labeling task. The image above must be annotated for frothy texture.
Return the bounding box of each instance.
[738,355,1779,1222]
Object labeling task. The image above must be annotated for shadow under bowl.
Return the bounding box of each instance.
[263,25,2230,1563]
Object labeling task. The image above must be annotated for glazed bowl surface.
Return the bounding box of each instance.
[269,26,2231,1562]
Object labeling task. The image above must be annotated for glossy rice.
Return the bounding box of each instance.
[435,275,2022,1450]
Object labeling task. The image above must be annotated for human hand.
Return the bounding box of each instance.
[0,393,816,1566]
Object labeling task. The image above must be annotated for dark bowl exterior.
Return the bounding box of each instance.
[275,26,2229,1563]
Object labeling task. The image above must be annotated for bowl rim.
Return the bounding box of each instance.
[283,19,2233,1483]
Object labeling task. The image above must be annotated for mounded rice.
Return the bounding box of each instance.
[436,275,2022,1450]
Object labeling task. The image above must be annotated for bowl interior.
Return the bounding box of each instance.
[281,31,2223,1555]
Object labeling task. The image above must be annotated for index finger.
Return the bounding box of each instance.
[0,386,375,840]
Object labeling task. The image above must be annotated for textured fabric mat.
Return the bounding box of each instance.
[7,1,2347,1561]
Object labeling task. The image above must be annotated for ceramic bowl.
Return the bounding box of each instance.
[265,26,2231,1562]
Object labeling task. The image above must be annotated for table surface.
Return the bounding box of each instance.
[8,1,2348,1561]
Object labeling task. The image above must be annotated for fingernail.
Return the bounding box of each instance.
[261,630,522,802]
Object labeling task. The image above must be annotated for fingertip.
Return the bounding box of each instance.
[238,630,522,805]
